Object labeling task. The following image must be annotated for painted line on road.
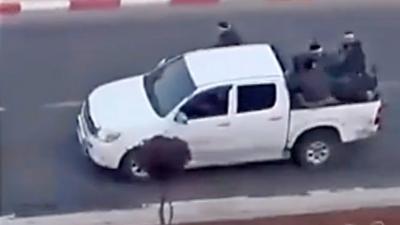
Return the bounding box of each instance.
[0,107,6,112]
[20,0,70,11]
[121,0,169,6]
[42,101,82,109]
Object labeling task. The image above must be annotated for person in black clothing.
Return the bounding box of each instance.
[214,21,243,47]
[331,31,378,102]
[291,41,323,74]
[339,31,367,74]
[291,40,339,76]
[288,58,337,108]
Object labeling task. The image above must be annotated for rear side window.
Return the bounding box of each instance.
[237,84,276,113]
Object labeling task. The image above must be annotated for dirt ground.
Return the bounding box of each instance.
[181,207,400,225]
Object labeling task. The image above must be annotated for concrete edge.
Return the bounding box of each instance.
[2,0,400,16]
[0,0,317,15]
[2,187,400,225]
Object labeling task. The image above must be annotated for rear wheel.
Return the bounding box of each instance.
[119,150,149,181]
[292,129,342,168]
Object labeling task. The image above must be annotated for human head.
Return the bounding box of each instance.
[344,31,356,42]
[309,41,323,54]
[218,21,232,32]
[342,31,358,53]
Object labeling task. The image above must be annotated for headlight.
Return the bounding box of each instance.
[96,128,121,143]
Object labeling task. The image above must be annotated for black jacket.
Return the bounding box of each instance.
[341,41,366,74]
[288,68,332,102]
[215,29,243,47]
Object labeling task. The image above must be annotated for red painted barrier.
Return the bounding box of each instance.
[70,0,121,10]
[0,2,21,14]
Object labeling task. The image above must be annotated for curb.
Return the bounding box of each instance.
[3,187,400,225]
[0,2,20,14]
[0,0,311,15]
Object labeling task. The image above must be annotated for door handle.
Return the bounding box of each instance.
[217,122,230,127]
[269,116,282,121]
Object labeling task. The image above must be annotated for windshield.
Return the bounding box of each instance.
[144,57,196,117]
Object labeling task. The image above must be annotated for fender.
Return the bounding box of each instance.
[287,120,344,149]
[117,129,176,168]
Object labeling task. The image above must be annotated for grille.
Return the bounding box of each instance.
[83,101,98,135]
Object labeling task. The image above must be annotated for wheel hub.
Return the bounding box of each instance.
[306,141,330,165]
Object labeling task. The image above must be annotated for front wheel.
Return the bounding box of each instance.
[119,150,149,181]
[292,130,342,168]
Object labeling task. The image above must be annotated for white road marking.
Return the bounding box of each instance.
[0,107,6,112]
[42,101,82,109]
[121,0,169,6]
[20,0,70,11]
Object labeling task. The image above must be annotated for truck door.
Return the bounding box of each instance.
[229,78,290,161]
[168,85,236,166]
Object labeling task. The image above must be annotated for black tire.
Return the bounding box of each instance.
[119,150,149,182]
[292,129,342,169]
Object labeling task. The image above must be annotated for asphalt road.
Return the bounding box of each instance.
[1,3,400,217]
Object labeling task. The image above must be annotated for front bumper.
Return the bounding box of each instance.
[76,114,92,157]
[76,114,122,169]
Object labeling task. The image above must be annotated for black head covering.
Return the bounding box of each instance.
[218,21,231,30]
[309,41,322,52]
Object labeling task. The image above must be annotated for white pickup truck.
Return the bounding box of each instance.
[76,44,383,180]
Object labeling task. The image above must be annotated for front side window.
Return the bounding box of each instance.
[181,85,232,120]
[237,84,276,113]
[144,57,196,117]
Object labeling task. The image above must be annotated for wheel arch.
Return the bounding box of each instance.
[117,133,174,169]
[289,126,342,151]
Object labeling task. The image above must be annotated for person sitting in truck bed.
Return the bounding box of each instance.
[292,41,340,77]
[338,31,366,74]
[330,31,378,103]
[288,58,338,108]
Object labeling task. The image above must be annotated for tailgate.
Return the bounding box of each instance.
[339,99,383,141]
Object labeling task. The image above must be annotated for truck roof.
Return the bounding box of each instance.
[184,44,285,87]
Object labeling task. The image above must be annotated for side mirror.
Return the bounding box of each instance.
[157,58,167,67]
[175,111,188,125]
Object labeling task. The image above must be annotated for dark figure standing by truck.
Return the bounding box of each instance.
[215,21,243,47]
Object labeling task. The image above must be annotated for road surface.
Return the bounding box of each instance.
[1,2,400,217]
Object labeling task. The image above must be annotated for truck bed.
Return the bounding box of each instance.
[287,99,382,148]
